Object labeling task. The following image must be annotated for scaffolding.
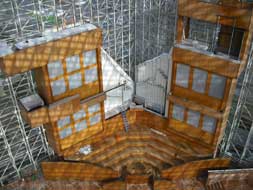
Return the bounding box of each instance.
[0,71,53,185]
[219,42,253,167]
[0,0,176,77]
[0,0,253,186]
[0,0,177,185]
[184,5,253,167]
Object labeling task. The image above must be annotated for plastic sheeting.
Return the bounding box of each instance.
[136,53,171,115]
[101,49,134,118]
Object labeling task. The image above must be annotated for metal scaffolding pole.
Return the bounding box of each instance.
[219,42,253,166]
[0,72,52,185]
[0,0,177,185]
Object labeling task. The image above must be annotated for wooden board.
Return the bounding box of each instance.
[60,108,216,164]
[126,175,150,184]
[102,181,126,190]
[178,0,252,30]
[62,110,137,157]
[60,123,103,151]
[207,169,253,190]
[161,158,230,180]
[154,180,179,190]
[62,109,213,160]
[135,110,214,151]
[172,86,224,111]
[217,0,253,9]
[44,123,62,154]
[0,29,102,76]
[34,60,101,105]
[45,97,105,155]
[172,47,240,78]
[41,161,120,181]
[168,95,223,119]
[19,106,49,128]
[48,94,80,122]
[65,127,196,164]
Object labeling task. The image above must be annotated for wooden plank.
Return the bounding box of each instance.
[135,110,214,151]
[178,0,252,30]
[102,181,126,190]
[168,118,215,145]
[35,66,100,105]
[172,47,240,78]
[61,109,214,160]
[91,141,185,165]
[19,106,49,128]
[60,123,103,150]
[176,16,184,43]
[46,100,105,155]
[154,180,179,190]
[41,161,120,181]
[168,95,223,119]
[0,29,102,76]
[100,145,180,167]
[80,93,106,105]
[207,169,253,190]
[67,130,189,163]
[172,86,223,111]
[126,175,150,184]
[214,79,241,153]
[168,101,223,146]
[48,94,80,122]
[217,0,253,9]
[43,123,61,154]
[33,66,53,104]
[240,10,253,71]
[111,154,165,171]
[161,158,230,180]
[62,110,137,157]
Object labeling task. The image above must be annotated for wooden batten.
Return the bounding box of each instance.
[168,96,223,119]
[48,94,81,122]
[172,47,239,78]
[178,0,252,30]
[60,109,217,169]
[126,175,150,184]
[102,181,126,190]
[172,86,224,111]
[61,110,137,157]
[154,180,178,190]
[61,109,214,160]
[34,65,101,105]
[33,66,53,104]
[240,10,253,71]
[46,103,105,155]
[41,161,120,181]
[161,158,231,180]
[60,123,103,151]
[136,110,214,151]
[0,28,102,76]
[168,118,217,145]
[217,0,253,9]
[43,123,62,154]
[176,16,184,43]
[80,92,106,107]
[19,106,49,128]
